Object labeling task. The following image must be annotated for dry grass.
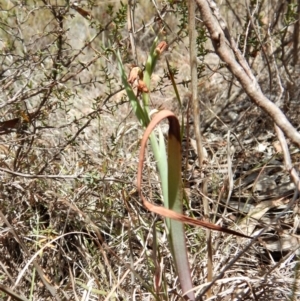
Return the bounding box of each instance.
[0,0,300,300]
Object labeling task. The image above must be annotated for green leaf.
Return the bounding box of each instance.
[142,37,159,110]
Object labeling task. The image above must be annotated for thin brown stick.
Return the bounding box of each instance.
[275,125,300,194]
[189,1,205,166]
[188,1,212,297]
[127,0,138,65]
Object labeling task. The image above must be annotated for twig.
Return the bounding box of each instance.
[188,3,211,297]
[127,0,138,65]
[275,126,300,196]
[189,0,205,167]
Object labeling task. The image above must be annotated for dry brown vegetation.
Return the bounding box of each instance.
[0,0,300,300]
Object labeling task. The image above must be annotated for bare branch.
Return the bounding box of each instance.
[195,0,300,147]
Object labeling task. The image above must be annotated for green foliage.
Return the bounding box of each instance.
[284,2,298,26]
[196,27,208,59]
[172,0,189,38]
[109,2,127,43]
[196,26,208,77]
